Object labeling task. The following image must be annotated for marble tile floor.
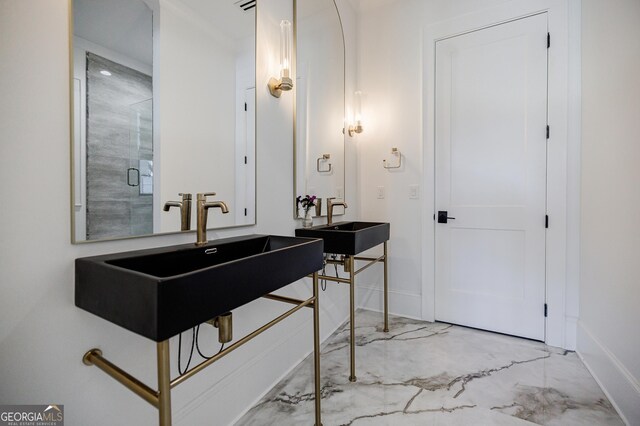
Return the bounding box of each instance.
[237,310,623,426]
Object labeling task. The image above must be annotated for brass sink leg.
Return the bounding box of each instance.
[82,348,160,408]
[83,287,322,425]
[383,241,389,333]
[348,255,356,383]
[157,341,172,426]
[312,272,322,426]
[312,244,390,383]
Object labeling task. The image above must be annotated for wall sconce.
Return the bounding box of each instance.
[347,91,364,136]
[268,20,293,98]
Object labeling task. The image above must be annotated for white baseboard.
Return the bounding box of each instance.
[576,321,640,426]
[564,315,578,350]
[356,285,422,320]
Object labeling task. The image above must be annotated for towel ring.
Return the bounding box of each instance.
[317,154,332,173]
[383,148,402,169]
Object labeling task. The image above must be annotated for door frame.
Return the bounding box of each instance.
[421,0,579,349]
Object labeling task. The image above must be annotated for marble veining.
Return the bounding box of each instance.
[236,311,623,426]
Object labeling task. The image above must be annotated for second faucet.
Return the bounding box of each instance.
[327,197,348,225]
[163,193,192,231]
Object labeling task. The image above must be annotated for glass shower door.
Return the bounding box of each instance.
[128,98,154,236]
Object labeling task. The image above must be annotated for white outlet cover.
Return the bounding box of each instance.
[409,184,419,199]
[377,186,385,199]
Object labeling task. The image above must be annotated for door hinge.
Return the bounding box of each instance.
[547,32,551,48]
[244,208,247,216]
[544,303,548,317]
[244,102,247,111]
[546,125,550,139]
[545,215,549,228]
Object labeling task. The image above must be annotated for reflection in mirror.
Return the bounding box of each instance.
[294,0,345,218]
[71,0,256,242]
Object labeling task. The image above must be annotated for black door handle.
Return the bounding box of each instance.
[437,211,455,224]
[127,168,140,187]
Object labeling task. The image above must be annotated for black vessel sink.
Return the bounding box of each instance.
[75,235,323,341]
[295,221,390,255]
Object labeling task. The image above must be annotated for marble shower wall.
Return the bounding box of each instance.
[85,52,153,240]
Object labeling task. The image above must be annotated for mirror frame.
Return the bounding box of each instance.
[292,0,347,219]
[69,0,258,243]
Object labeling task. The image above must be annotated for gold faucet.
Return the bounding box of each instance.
[196,192,229,246]
[327,197,347,225]
[163,193,192,231]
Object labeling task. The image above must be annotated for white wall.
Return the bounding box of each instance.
[577,0,640,424]
[0,0,355,424]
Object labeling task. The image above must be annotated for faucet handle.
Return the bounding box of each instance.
[197,192,217,201]
[179,192,192,200]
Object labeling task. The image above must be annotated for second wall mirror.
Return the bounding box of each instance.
[294,0,346,218]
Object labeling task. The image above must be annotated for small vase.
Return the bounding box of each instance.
[302,210,313,228]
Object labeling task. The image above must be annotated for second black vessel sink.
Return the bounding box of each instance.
[76,235,323,341]
[295,221,390,255]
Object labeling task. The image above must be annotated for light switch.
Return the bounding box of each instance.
[377,186,385,199]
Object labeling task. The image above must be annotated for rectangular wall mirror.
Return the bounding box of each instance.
[71,0,256,243]
[294,0,346,218]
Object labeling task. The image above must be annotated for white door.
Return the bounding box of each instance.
[434,13,548,340]
[235,87,256,225]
